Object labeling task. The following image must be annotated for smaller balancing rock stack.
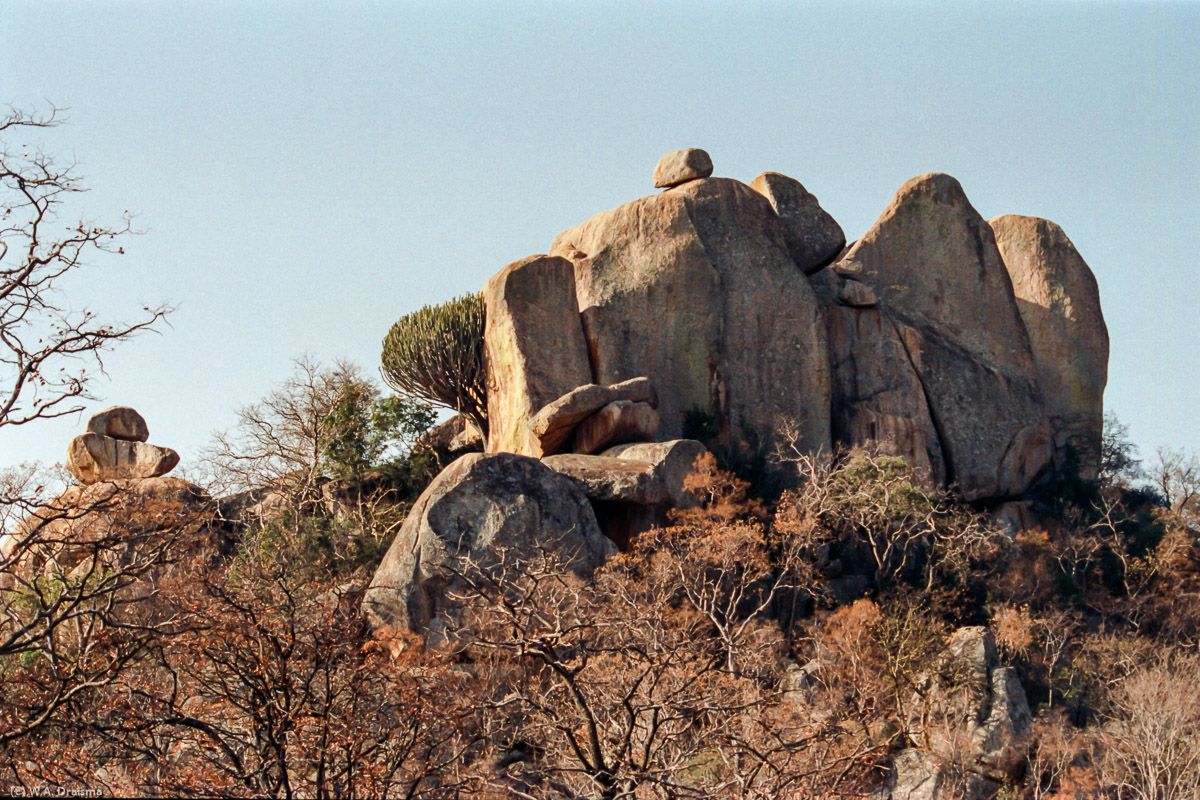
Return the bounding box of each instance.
[66,406,180,484]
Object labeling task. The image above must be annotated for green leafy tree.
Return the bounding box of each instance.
[204,356,434,504]
[380,293,487,438]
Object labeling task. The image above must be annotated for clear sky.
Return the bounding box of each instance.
[2,1,1197,478]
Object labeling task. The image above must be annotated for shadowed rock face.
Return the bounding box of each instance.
[990,214,1109,480]
[749,172,845,274]
[822,301,946,488]
[362,453,614,636]
[550,176,832,460]
[833,173,1051,500]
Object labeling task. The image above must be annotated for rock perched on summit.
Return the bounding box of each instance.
[86,406,149,442]
[750,172,846,274]
[66,406,180,485]
[652,148,713,188]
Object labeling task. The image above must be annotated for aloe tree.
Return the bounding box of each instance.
[381,293,488,438]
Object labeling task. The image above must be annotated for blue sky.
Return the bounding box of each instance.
[2,1,1197,476]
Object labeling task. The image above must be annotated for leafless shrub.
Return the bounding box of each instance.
[1096,650,1200,800]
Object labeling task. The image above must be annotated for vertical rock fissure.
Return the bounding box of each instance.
[682,193,729,426]
[891,315,956,489]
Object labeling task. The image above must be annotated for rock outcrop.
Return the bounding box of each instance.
[832,173,1052,500]
[362,453,615,637]
[550,173,832,460]
[66,407,180,485]
[465,151,1109,531]
[990,214,1109,479]
[905,626,1033,792]
[3,477,215,585]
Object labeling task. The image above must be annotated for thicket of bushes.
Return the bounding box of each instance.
[4,396,1198,797]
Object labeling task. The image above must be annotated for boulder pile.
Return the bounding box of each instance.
[3,406,212,589]
[479,148,1108,503]
[368,148,1109,636]
[66,406,180,484]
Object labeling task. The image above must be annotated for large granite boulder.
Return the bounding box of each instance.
[990,214,1109,479]
[362,453,615,635]
[749,172,845,274]
[550,175,831,461]
[833,173,1051,501]
[483,254,593,457]
[66,433,180,484]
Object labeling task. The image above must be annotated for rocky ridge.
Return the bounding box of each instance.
[479,148,1108,504]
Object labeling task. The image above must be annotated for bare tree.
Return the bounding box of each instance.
[202,356,433,507]
[1,104,169,433]
[1149,447,1200,520]
[0,104,177,780]
[1098,650,1200,800]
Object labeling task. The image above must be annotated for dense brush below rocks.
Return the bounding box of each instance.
[3,441,1197,799]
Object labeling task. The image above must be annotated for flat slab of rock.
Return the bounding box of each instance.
[529,377,658,456]
[574,400,659,455]
[86,406,149,442]
[750,172,845,274]
[833,173,1050,500]
[541,454,667,505]
[66,433,180,484]
[652,148,713,188]
[483,254,593,457]
[600,439,707,508]
[990,214,1108,479]
[362,453,614,635]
